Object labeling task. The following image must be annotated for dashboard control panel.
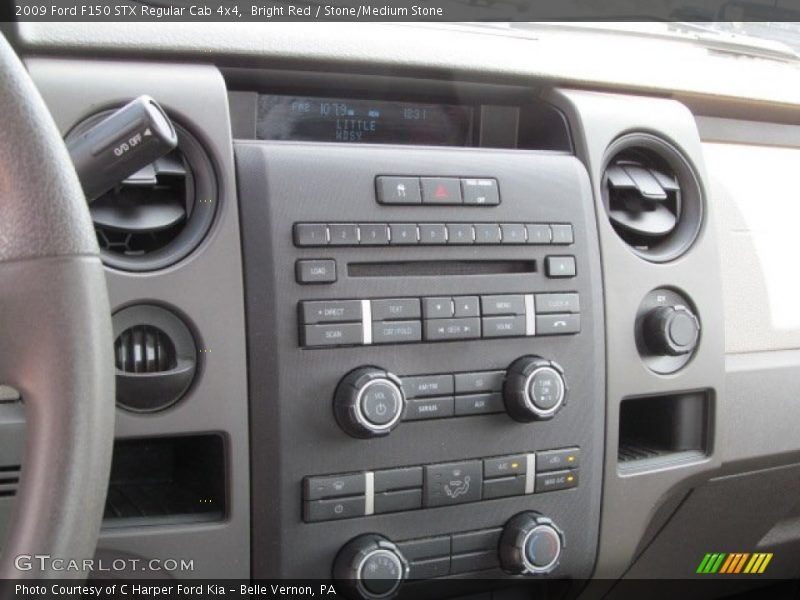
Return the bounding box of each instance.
[237,141,605,584]
[303,448,580,522]
[299,293,580,348]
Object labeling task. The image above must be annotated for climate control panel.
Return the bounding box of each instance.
[303,448,580,522]
[333,512,566,599]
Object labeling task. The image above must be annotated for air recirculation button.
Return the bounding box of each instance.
[112,305,198,412]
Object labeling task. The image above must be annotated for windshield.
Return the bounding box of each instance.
[468,21,800,61]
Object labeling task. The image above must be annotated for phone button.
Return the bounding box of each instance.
[536,314,581,336]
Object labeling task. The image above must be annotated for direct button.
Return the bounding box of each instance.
[421,177,461,204]
[295,259,336,284]
[360,380,403,426]
[301,300,362,324]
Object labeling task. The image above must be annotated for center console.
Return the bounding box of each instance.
[237,128,605,594]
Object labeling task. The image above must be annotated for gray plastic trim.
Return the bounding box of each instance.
[25,58,250,578]
[546,89,727,585]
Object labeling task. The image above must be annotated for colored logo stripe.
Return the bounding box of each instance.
[698,553,773,574]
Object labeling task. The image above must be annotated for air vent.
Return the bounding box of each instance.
[112,305,198,413]
[0,465,21,498]
[93,152,189,258]
[602,134,703,262]
[115,325,178,374]
[67,115,216,272]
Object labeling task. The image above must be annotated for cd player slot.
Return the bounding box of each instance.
[348,260,537,278]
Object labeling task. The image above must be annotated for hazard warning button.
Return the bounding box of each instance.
[421,177,462,205]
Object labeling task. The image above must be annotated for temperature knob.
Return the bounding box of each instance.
[333,534,409,600]
[334,367,406,438]
[499,512,564,575]
[503,356,567,422]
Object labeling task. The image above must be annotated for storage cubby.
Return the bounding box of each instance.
[618,391,712,469]
[103,434,226,528]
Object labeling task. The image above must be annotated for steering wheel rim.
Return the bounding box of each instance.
[0,34,114,578]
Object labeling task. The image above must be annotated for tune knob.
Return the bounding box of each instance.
[503,356,567,422]
[499,512,564,575]
[334,367,406,438]
[333,534,409,600]
[643,305,700,356]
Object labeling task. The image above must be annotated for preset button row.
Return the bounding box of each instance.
[294,222,573,246]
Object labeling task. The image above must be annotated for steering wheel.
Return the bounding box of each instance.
[0,35,114,577]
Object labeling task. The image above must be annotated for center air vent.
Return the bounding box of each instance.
[67,115,217,272]
[112,305,198,413]
[601,134,703,262]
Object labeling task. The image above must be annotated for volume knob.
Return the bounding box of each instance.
[334,367,406,438]
[503,356,567,422]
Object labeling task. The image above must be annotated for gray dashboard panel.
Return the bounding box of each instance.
[24,58,250,578]
[236,140,605,582]
[546,90,727,583]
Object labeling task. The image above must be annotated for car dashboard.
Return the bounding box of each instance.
[1,20,799,599]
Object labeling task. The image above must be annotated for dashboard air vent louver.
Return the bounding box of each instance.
[0,465,21,498]
[601,134,703,262]
[112,305,198,413]
[115,325,178,374]
[67,115,217,272]
[93,152,189,259]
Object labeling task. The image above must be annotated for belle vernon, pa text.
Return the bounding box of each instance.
[16,584,336,597]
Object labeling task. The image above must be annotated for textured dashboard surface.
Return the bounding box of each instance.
[16,22,800,108]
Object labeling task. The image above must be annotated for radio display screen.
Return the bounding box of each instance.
[256,95,474,146]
